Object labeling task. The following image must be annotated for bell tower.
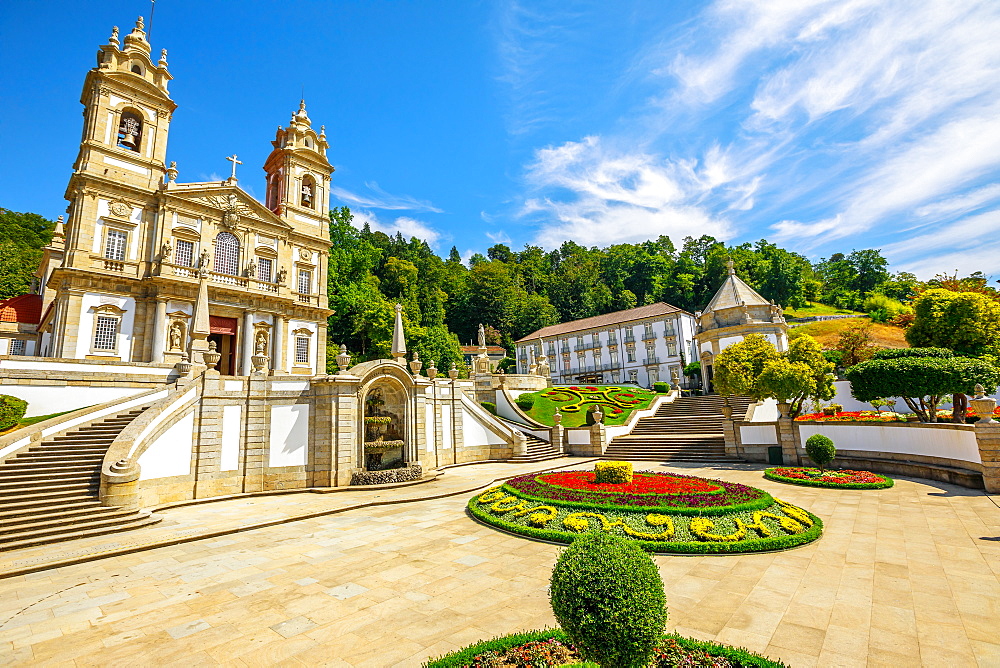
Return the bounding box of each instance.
[262,101,333,232]
[62,17,177,268]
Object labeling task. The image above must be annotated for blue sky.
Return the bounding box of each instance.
[2,0,999,278]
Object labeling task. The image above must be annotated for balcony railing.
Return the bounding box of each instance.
[103,259,124,272]
[644,356,660,365]
[623,333,636,343]
[642,331,657,341]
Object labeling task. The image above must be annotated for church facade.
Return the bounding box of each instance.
[31,18,332,375]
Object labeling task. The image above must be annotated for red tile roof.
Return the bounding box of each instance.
[460,345,506,354]
[0,294,43,324]
[515,302,688,343]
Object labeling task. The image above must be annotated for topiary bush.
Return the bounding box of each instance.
[652,381,670,393]
[594,461,633,484]
[549,533,667,668]
[481,401,497,415]
[515,394,535,411]
[805,434,836,473]
[0,394,28,431]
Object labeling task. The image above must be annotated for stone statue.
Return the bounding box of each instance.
[276,267,287,284]
[197,250,210,277]
[160,240,172,262]
[478,323,486,348]
[168,321,183,351]
[246,258,256,278]
[255,330,268,355]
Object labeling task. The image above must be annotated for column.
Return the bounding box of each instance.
[151,298,167,363]
[241,310,254,375]
[272,314,285,374]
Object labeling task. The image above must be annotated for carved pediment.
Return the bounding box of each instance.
[167,185,292,231]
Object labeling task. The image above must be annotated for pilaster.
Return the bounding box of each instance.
[975,422,1000,493]
[776,417,800,466]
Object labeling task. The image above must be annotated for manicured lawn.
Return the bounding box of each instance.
[782,301,861,318]
[0,408,81,436]
[789,317,908,348]
[516,385,659,427]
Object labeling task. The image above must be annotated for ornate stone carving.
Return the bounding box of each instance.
[109,201,131,218]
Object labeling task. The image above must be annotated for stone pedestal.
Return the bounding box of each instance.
[776,417,800,466]
[975,422,1000,493]
[550,425,565,454]
[513,431,528,457]
[589,422,607,456]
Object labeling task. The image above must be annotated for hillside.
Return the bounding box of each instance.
[789,317,908,349]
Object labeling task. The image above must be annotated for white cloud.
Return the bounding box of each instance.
[913,185,1000,220]
[350,209,443,247]
[330,182,442,213]
[485,230,512,244]
[521,136,732,248]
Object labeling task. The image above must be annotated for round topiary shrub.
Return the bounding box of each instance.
[515,394,535,411]
[805,434,836,473]
[652,381,670,393]
[549,533,667,668]
[0,394,28,431]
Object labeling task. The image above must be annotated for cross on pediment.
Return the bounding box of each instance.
[226,154,242,180]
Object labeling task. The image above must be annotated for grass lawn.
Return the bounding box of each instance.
[782,301,862,318]
[0,408,82,437]
[790,317,908,349]
[515,385,660,428]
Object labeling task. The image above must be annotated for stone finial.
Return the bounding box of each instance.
[409,351,423,376]
[427,359,438,379]
[391,303,407,363]
[448,362,459,379]
[975,383,986,399]
[109,26,120,46]
[336,344,351,372]
[135,15,144,31]
[159,49,168,67]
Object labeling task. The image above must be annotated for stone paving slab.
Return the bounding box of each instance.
[0,458,597,578]
[0,460,998,667]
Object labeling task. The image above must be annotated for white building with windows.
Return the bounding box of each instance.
[514,303,697,388]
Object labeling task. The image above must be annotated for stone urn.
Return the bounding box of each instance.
[776,402,791,419]
[970,384,997,424]
[202,340,221,370]
[720,396,733,420]
[426,359,438,379]
[251,353,269,373]
[175,353,192,376]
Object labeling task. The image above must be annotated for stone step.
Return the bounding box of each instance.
[14,452,106,462]
[0,485,96,501]
[0,513,162,552]
[0,504,134,531]
[0,471,100,487]
[5,458,104,470]
[0,498,103,518]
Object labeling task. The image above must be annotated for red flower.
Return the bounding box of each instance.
[612,408,623,414]
[585,386,598,391]
[539,471,722,495]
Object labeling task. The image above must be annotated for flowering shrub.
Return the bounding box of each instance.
[504,470,761,513]
[593,460,633,484]
[765,467,893,490]
[796,410,906,422]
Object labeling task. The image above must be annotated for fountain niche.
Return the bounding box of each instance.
[363,385,405,471]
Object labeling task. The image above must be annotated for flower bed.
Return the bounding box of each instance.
[797,406,1000,423]
[468,470,822,554]
[764,467,893,489]
[423,628,788,668]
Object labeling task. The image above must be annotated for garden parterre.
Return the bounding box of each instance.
[764,467,894,490]
[468,470,823,554]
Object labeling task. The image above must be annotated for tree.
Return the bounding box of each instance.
[846,354,999,422]
[906,289,1000,357]
[757,358,816,416]
[782,335,836,416]
[805,435,836,473]
[835,322,878,367]
[713,334,781,400]
[0,208,54,300]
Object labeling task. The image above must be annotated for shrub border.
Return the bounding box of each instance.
[764,467,894,490]
[467,496,824,555]
[422,628,788,668]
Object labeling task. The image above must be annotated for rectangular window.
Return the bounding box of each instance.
[298,269,312,294]
[10,339,26,356]
[667,342,677,357]
[295,336,310,364]
[94,316,118,351]
[258,257,273,282]
[175,239,194,267]
[104,229,127,261]
[627,348,636,363]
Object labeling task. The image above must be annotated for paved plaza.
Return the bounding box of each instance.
[1,460,999,667]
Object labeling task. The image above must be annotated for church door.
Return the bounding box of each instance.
[209,316,239,375]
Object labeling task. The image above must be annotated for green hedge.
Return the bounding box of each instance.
[514,394,535,410]
[764,468,894,490]
[871,347,953,360]
[0,394,28,431]
[653,381,670,393]
[423,628,788,668]
[480,401,497,415]
[467,498,824,555]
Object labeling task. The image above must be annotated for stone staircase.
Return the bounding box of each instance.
[0,407,161,551]
[603,395,754,462]
[509,432,564,464]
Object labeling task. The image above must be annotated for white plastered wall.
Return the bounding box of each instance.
[0,384,148,417]
[798,423,981,465]
[221,404,242,471]
[460,405,508,448]
[138,410,194,480]
[269,404,309,467]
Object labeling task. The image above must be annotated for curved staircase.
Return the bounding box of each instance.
[509,432,563,463]
[603,395,754,463]
[0,407,161,551]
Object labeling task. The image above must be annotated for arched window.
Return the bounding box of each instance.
[213,232,240,275]
[300,175,315,209]
[117,110,143,151]
[266,174,280,210]
[131,63,143,75]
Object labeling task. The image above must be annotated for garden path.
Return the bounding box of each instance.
[0,461,998,667]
